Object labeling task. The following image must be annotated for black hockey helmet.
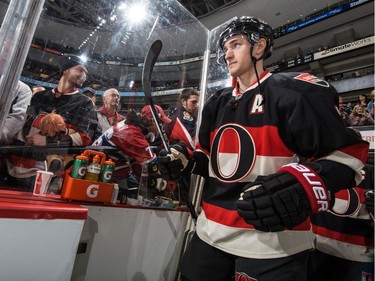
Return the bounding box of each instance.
[217,16,274,64]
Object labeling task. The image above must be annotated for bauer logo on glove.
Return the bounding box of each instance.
[236,163,331,232]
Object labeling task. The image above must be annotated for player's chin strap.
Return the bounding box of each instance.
[230,44,266,110]
[250,45,265,106]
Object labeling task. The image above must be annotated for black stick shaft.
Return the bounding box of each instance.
[142,40,169,151]
[142,40,198,224]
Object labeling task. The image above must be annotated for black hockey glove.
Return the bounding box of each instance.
[158,143,195,180]
[364,190,374,220]
[236,163,331,232]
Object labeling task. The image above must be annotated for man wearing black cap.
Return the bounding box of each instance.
[6,54,98,190]
[23,54,96,146]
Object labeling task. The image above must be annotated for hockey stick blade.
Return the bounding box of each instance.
[141,40,169,150]
[142,39,162,104]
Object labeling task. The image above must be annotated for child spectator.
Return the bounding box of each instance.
[349,104,374,126]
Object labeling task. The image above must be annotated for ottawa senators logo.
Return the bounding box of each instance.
[210,124,256,183]
[330,188,361,217]
[235,271,258,281]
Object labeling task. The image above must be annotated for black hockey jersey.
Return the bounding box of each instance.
[193,71,369,259]
[6,88,97,178]
[26,88,97,146]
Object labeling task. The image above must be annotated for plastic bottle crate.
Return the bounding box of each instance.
[61,150,115,203]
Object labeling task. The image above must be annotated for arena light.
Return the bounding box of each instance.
[126,3,147,24]
[79,55,88,63]
[118,2,127,11]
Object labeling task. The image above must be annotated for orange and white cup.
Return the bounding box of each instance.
[33,170,54,196]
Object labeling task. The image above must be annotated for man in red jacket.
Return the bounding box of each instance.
[92,106,171,202]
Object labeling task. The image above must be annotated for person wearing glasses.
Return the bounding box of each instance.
[97,88,125,133]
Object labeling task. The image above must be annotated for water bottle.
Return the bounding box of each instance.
[100,158,115,183]
[111,183,119,204]
[71,154,89,179]
[84,155,101,181]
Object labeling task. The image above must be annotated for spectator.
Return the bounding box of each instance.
[140,104,171,149]
[0,33,32,145]
[164,88,199,150]
[347,101,353,110]
[158,16,368,281]
[6,54,98,190]
[338,96,351,115]
[0,81,32,144]
[31,84,45,96]
[92,107,170,201]
[82,87,97,106]
[352,70,362,78]
[140,105,171,125]
[349,104,374,126]
[97,88,124,133]
[358,94,369,109]
[338,105,351,126]
[337,96,350,126]
[366,90,374,118]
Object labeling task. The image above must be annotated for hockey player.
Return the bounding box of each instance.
[158,16,369,281]
[164,88,199,150]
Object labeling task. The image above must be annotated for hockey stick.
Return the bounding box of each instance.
[142,40,169,151]
[142,40,198,224]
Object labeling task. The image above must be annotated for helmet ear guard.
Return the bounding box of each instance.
[216,16,274,65]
